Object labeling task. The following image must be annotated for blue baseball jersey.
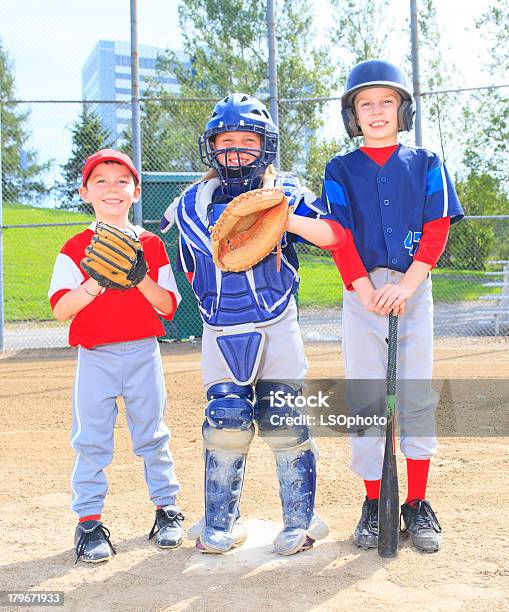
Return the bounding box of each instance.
[322,144,464,273]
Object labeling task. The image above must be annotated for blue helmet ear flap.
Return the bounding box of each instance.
[341,106,362,139]
[398,98,416,132]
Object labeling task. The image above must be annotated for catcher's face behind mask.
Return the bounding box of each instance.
[199,93,279,194]
[213,131,262,167]
[211,131,262,188]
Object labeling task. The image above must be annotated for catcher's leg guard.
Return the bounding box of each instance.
[200,382,255,553]
[188,514,247,549]
[255,381,329,555]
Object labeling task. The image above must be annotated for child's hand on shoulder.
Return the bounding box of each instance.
[372,282,415,316]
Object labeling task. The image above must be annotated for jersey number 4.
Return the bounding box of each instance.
[404,230,422,256]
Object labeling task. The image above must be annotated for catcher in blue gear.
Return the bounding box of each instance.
[161,93,345,555]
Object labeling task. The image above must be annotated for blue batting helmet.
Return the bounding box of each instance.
[199,93,279,193]
[341,59,415,138]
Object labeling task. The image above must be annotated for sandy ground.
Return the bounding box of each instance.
[0,339,508,612]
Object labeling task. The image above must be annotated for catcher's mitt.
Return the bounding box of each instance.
[211,188,289,272]
[80,222,148,290]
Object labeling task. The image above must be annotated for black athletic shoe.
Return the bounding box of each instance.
[74,520,116,564]
[401,499,442,552]
[353,496,379,549]
[149,505,185,549]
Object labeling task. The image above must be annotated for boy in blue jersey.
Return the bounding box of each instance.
[323,60,463,552]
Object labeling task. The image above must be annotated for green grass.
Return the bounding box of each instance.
[298,262,343,308]
[3,203,94,321]
[0,204,500,321]
[430,268,498,302]
[297,260,496,308]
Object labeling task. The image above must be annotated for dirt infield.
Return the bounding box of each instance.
[1,339,508,611]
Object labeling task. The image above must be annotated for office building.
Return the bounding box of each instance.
[82,40,183,143]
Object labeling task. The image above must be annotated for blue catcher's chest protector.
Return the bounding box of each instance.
[176,175,306,328]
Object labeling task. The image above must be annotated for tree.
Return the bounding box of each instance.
[476,0,509,73]
[305,138,342,197]
[462,0,509,187]
[162,1,268,97]
[135,0,336,181]
[461,94,509,188]
[122,94,211,174]
[270,0,337,170]
[329,0,395,81]
[412,0,460,160]
[59,106,112,211]
[304,0,394,189]
[441,171,509,269]
[0,40,47,203]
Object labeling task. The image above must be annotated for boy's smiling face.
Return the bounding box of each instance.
[79,162,140,227]
[354,87,401,147]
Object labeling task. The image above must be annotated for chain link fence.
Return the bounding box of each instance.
[1,91,508,350]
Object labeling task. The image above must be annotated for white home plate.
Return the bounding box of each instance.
[183,518,327,575]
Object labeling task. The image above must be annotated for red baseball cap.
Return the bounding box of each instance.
[82,149,140,186]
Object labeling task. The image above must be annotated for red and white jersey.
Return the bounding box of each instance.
[48,223,181,348]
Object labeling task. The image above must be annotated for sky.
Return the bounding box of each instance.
[0,1,182,100]
[0,0,499,194]
[0,0,494,100]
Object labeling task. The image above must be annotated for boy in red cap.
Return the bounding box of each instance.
[49,149,184,563]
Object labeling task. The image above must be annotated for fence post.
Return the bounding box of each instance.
[410,0,423,147]
[130,0,143,226]
[0,103,4,351]
[266,0,280,169]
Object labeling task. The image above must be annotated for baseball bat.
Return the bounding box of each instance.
[378,313,399,558]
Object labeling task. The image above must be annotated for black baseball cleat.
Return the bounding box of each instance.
[400,499,443,552]
[74,520,116,564]
[149,505,185,549]
[353,496,379,549]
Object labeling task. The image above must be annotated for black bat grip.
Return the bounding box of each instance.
[387,313,398,395]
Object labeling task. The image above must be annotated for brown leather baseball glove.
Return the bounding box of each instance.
[80,222,148,290]
[210,188,289,272]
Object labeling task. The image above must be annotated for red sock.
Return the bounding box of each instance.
[79,514,101,523]
[406,458,430,504]
[364,479,381,500]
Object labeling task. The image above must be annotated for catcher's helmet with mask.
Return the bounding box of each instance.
[199,93,279,194]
